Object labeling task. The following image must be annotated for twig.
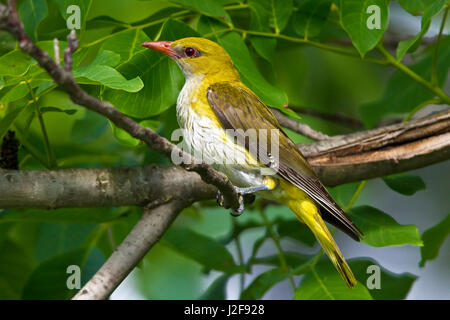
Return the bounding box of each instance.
[286,106,363,128]
[258,206,296,292]
[73,200,187,300]
[64,30,78,72]
[431,5,449,87]
[233,219,246,295]
[377,43,450,104]
[330,34,439,49]
[0,0,241,211]
[25,80,57,168]
[344,180,367,211]
[53,38,60,66]
[271,108,330,140]
[402,99,442,122]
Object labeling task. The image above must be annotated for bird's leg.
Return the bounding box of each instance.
[216,184,272,217]
[235,185,271,194]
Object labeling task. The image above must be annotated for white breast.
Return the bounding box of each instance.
[175,76,266,188]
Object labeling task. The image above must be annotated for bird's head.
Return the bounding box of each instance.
[141,37,240,81]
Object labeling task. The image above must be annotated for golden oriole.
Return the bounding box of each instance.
[142,38,363,288]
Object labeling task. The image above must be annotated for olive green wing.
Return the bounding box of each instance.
[207,82,362,241]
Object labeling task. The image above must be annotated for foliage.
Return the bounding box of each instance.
[0,0,449,300]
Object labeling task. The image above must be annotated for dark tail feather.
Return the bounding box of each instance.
[319,207,363,242]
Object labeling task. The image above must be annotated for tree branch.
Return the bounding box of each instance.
[0,166,215,209]
[1,110,449,209]
[73,200,188,300]
[271,108,330,140]
[299,110,450,186]
[284,106,364,128]
[0,0,241,211]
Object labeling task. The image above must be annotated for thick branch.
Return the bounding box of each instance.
[0,166,215,209]
[301,110,450,186]
[73,200,187,300]
[0,0,240,211]
[1,110,449,209]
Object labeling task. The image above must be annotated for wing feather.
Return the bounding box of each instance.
[207,82,362,241]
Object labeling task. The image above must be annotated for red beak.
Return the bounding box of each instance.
[141,41,180,59]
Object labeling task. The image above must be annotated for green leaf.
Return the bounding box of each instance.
[398,0,432,15]
[247,231,269,266]
[75,65,144,91]
[22,249,85,299]
[348,206,423,247]
[34,224,97,262]
[35,81,57,96]
[163,226,243,273]
[292,0,332,39]
[102,19,197,118]
[109,119,159,146]
[97,209,140,258]
[199,274,230,299]
[249,0,293,34]
[241,267,288,299]
[171,0,231,23]
[250,37,277,63]
[70,111,109,144]
[0,32,15,56]
[247,0,279,62]
[382,173,426,196]
[350,258,417,300]
[18,0,48,41]
[248,0,270,31]
[277,219,316,246]
[73,51,144,92]
[0,50,32,76]
[396,0,446,61]
[295,259,373,300]
[21,224,106,299]
[340,0,389,57]
[0,83,29,104]
[0,104,27,140]
[361,38,450,127]
[100,29,149,63]
[251,252,312,269]
[0,239,36,299]
[87,50,121,67]
[420,214,450,267]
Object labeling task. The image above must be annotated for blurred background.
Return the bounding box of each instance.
[0,0,448,300]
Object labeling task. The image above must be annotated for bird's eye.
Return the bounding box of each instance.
[184,47,196,57]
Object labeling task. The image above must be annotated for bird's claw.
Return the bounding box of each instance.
[230,194,244,217]
[216,189,246,217]
[216,190,225,207]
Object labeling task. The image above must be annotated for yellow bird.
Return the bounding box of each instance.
[142,38,363,288]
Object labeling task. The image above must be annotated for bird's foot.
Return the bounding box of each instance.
[216,190,243,216]
[230,193,245,217]
[216,185,268,217]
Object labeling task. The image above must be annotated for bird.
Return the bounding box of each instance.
[141,37,363,288]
